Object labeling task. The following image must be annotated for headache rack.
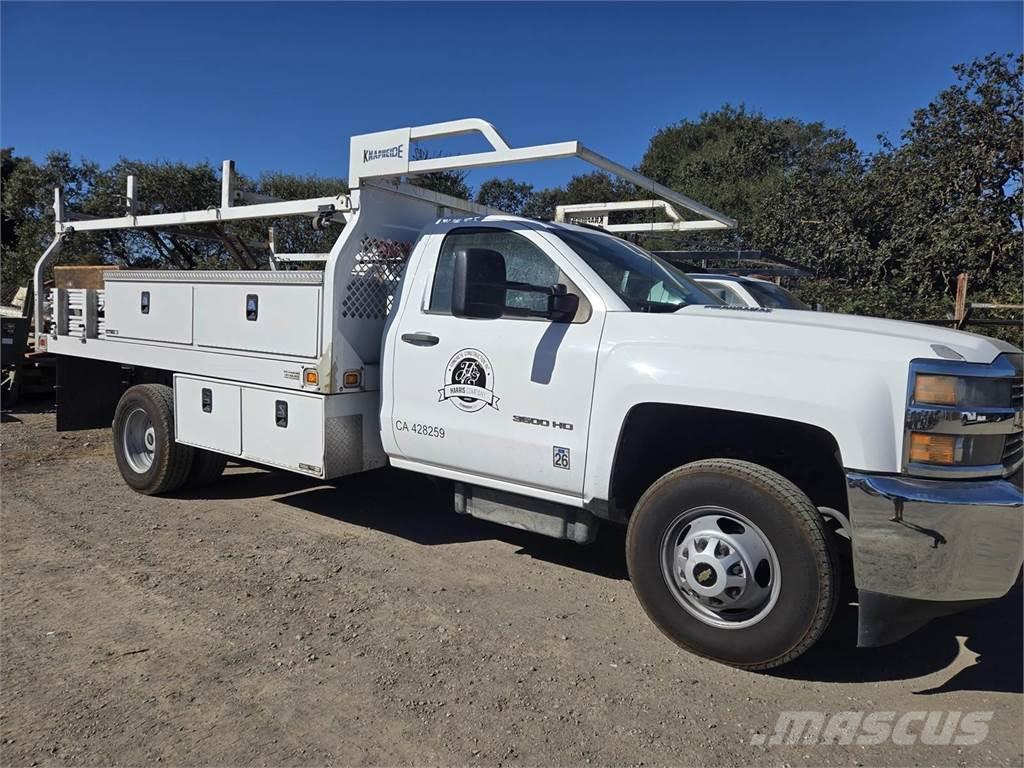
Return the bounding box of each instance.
[35,117,737,340]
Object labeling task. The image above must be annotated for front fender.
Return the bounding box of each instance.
[584,311,921,503]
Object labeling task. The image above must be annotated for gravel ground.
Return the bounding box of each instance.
[1,404,1022,767]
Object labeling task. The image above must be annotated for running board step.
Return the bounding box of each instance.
[454,483,598,544]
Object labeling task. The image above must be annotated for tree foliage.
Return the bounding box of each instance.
[0,152,349,300]
[407,147,471,200]
[857,53,1023,319]
[476,178,535,215]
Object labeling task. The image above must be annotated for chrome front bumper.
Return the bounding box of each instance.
[846,471,1022,646]
[846,471,1023,602]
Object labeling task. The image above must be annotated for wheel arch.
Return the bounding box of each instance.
[603,402,847,522]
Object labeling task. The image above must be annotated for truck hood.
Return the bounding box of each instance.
[595,307,1018,474]
[678,305,1020,364]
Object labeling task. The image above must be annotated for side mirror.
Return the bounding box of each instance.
[451,247,580,323]
[452,248,506,319]
[547,284,579,323]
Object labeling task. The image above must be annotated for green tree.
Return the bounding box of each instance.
[476,178,535,214]
[0,150,350,294]
[235,171,348,267]
[521,187,567,221]
[859,53,1023,320]
[517,172,640,221]
[1,150,103,301]
[407,147,471,200]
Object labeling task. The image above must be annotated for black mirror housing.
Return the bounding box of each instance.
[547,285,579,323]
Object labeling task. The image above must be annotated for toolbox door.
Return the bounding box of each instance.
[104,282,194,344]
[240,386,325,476]
[174,375,242,455]
[194,284,321,358]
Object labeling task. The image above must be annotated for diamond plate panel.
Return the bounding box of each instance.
[324,414,364,479]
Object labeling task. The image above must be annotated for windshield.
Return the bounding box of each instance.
[554,227,721,312]
[742,280,810,310]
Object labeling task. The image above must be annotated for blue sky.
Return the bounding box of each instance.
[2,2,1021,191]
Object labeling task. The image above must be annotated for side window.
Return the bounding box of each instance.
[430,228,561,316]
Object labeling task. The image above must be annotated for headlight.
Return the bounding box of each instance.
[905,356,1022,478]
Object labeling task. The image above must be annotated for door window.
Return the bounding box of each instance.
[429,228,562,317]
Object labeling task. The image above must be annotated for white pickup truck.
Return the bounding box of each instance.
[35,119,1023,670]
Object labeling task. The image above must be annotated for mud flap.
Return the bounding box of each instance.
[856,589,992,647]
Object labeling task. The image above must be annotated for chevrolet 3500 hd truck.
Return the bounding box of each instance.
[34,119,1023,670]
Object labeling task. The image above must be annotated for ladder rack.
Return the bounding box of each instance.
[348,118,737,232]
[35,117,736,336]
[553,199,729,234]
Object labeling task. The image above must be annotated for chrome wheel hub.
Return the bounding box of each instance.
[661,507,780,629]
[123,407,156,474]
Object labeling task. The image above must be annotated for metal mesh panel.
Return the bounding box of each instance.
[340,236,411,320]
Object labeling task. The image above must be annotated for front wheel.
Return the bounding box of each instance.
[626,459,839,670]
[112,384,194,495]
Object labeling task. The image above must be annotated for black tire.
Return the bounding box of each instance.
[112,384,193,495]
[184,449,228,489]
[626,458,839,670]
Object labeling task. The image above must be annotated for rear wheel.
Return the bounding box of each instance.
[112,384,193,495]
[626,458,839,670]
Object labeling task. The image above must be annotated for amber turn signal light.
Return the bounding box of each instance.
[343,370,361,388]
[913,374,958,406]
[909,432,959,465]
[303,369,319,386]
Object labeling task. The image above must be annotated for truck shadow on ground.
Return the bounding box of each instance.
[180,465,630,578]
[2,393,55,421]
[775,580,1022,693]
[181,465,1022,693]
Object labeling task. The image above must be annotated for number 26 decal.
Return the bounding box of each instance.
[553,446,570,470]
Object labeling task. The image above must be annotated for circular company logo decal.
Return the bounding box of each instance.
[439,348,499,413]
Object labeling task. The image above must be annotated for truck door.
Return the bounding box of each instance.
[388,224,603,499]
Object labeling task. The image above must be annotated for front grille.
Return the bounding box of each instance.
[1008,377,1023,473]
[1003,431,1024,472]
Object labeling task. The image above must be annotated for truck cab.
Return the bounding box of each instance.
[34,119,1023,671]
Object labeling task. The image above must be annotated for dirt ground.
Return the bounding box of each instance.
[1,403,1022,767]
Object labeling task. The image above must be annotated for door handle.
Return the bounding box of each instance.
[401,332,440,347]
